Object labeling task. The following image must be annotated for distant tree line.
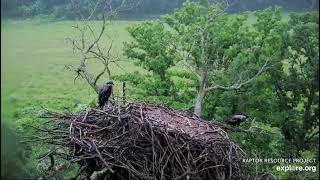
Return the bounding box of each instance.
[1,0,318,19]
[0,0,184,19]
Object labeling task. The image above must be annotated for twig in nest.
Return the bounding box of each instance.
[33,102,243,180]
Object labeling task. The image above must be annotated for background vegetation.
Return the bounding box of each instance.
[1,0,319,179]
[1,0,318,19]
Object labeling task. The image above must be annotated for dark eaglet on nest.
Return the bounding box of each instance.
[226,113,249,127]
[98,80,114,108]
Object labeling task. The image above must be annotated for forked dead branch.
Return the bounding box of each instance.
[37,102,244,180]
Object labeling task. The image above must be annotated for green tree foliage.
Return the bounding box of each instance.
[164,1,285,116]
[19,0,48,18]
[272,12,319,156]
[201,10,319,179]
[200,5,287,128]
[116,21,179,104]
[1,0,317,19]
[1,122,36,179]
[124,22,176,82]
[163,3,289,177]
[122,2,318,178]
[1,0,184,19]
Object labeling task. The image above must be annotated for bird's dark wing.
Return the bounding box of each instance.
[98,85,112,107]
[226,120,240,128]
[227,118,238,123]
[105,85,112,97]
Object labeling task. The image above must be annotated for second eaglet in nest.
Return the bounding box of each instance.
[226,113,248,127]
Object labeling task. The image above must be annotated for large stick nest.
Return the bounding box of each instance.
[41,103,243,180]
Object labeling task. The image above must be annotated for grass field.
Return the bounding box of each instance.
[1,12,291,128]
[1,20,145,129]
[1,12,310,179]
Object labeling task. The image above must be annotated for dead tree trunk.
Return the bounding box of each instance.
[194,68,208,117]
[66,0,139,94]
[194,90,205,117]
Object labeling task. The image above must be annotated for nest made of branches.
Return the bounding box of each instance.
[39,103,243,180]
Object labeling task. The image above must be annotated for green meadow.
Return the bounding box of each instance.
[1,12,291,127]
[1,20,148,177]
[1,9,317,179]
[1,20,144,128]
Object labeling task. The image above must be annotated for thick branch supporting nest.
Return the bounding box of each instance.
[41,103,243,180]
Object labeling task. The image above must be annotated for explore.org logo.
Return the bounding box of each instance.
[242,158,318,173]
[276,165,317,172]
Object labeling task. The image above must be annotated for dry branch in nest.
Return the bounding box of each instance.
[38,103,244,180]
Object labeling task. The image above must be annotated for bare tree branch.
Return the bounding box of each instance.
[66,0,135,94]
[177,39,202,80]
[204,60,270,92]
[181,53,201,81]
